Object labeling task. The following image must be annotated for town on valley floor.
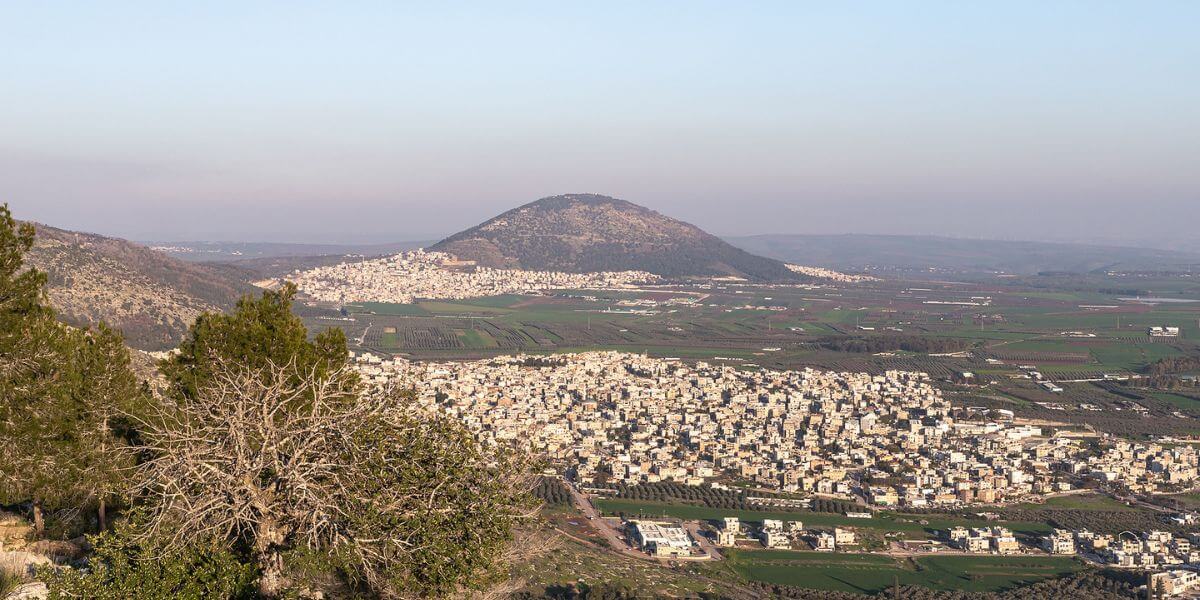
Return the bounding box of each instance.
[352,349,1200,595]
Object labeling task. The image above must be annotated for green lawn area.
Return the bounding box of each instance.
[1014,493,1134,512]
[723,549,1082,594]
[417,300,515,315]
[594,499,1051,537]
[457,328,497,348]
[1146,391,1200,410]
[1091,343,1182,371]
[1002,339,1087,353]
[379,331,399,348]
[455,294,527,308]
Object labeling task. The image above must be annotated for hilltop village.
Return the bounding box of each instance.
[290,249,658,303]
[354,351,1200,506]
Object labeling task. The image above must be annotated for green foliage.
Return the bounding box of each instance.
[43,518,258,600]
[160,282,350,400]
[532,477,572,505]
[137,286,531,597]
[0,571,24,598]
[330,413,531,596]
[1146,354,1200,376]
[0,203,48,322]
[0,205,146,532]
[518,570,1142,599]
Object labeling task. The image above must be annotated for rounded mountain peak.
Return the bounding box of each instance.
[430,194,797,280]
[521,193,647,212]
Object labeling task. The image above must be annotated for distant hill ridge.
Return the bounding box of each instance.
[431,194,797,280]
[727,233,1200,275]
[25,223,257,350]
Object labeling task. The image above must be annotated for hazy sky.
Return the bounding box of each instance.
[2,2,1198,247]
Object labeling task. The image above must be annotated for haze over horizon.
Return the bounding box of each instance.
[3,2,1198,249]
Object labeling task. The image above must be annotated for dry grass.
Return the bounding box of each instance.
[0,554,32,595]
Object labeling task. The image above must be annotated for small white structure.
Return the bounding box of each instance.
[1149,326,1181,338]
[834,527,857,547]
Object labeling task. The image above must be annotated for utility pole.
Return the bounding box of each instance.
[893,575,899,600]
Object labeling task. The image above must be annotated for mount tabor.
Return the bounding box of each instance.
[431,194,796,281]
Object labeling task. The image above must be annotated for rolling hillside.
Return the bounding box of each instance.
[26,223,257,350]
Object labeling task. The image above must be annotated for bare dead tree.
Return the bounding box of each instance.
[128,356,534,598]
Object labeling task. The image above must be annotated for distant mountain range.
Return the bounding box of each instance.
[430,194,797,280]
[27,205,1200,354]
[146,240,432,262]
[726,233,1200,275]
[26,224,257,350]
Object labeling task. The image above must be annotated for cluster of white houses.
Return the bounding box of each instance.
[355,351,1200,505]
[291,249,656,303]
[1042,528,1200,568]
[715,517,857,551]
[784,263,878,283]
[627,516,860,557]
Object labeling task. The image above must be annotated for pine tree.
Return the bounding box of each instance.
[0,205,146,535]
[0,203,77,533]
[159,282,349,402]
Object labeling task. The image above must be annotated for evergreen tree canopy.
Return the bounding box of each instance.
[0,205,145,533]
[160,282,350,401]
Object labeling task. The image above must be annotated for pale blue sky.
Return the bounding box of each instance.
[2,2,1197,247]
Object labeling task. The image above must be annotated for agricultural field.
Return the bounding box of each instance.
[302,271,1200,438]
[594,498,1052,538]
[718,550,1083,594]
[512,533,741,597]
[320,276,1200,369]
[1013,494,1135,512]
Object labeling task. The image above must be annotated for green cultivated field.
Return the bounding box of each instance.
[723,550,1083,594]
[1016,494,1134,511]
[345,302,430,316]
[316,277,1200,438]
[595,498,1051,537]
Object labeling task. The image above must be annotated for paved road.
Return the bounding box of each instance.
[567,484,655,561]
[567,483,719,561]
[684,521,724,560]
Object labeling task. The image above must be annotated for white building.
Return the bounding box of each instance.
[763,529,790,549]
[1044,529,1076,555]
[630,521,692,557]
[1150,570,1199,596]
